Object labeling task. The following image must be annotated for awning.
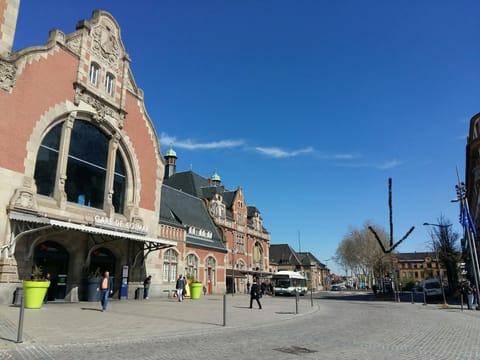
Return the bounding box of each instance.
[7,211,176,257]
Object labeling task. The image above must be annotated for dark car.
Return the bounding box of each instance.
[330,285,342,291]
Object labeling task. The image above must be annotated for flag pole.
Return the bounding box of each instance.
[456,167,480,301]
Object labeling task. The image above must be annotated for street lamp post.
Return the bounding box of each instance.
[422,222,451,307]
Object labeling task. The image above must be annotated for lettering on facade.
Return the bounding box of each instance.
[93,215,148,234]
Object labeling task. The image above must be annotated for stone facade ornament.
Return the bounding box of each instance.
[0,60,16,91]
[66,34,82,56]
[91,18,120,68]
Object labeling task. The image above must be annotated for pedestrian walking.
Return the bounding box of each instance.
[143,275,152,299]
[176,274,185,302]
[249,278,262,309]
[97,270,113,312]
[246,281,251,294]
[465,281,474,310]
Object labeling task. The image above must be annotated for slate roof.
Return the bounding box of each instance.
[297,252,327,269]
[160,184,227,252]
[164,169,269,233]
[393,252,435,261]
[163,170,212,198]
[269,244,303,266]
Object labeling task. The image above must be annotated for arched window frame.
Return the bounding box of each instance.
[105,72,115,96]
[89,62,100,86]
[33,115,129,215]
[162,249,178,282]
[185,254,199,281]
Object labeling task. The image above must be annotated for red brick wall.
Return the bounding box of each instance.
[0,50,78,172]
[124,93,158,210]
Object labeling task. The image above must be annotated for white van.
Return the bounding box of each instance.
[422,278,443,297]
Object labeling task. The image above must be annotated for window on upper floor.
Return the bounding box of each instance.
[105,72,115,96]
[237,212,244,225]
[89,62,100,86]
[236,234,245,253]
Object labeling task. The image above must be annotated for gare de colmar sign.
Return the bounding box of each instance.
[93,215,148,235]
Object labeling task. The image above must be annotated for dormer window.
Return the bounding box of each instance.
[89,63,100,86]
[105,72,115,96]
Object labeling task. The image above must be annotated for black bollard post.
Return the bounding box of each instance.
[16,295,24,343]
[295,291,299,314]
[223,294,226,326]
[411,291,414,304]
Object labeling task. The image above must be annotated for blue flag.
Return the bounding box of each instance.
[461,205,477,238]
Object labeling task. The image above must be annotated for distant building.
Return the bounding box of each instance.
[391,252,448,286]
[163,150,271,294]
[269,244,330,290]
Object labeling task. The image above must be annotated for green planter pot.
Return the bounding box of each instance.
[189,282,203,300]
[22,280,50,309]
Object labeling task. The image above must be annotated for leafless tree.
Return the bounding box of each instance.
[336,222,390,286]
[425,216,461,294]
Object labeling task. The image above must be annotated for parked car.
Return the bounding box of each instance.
[330,285,342,291]
[422,279,443,297]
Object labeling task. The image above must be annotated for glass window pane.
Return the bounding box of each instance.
[65,120,108,209]
[34,123,62,196]
[113,152,126,214]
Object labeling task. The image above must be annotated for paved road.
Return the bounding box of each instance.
[0,292,479,359]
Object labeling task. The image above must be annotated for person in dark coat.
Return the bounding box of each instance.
[143,275,152,299]
[249,279,262,309]
[176,274,185,302]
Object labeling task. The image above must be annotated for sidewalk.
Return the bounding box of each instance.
[0,294,318,350]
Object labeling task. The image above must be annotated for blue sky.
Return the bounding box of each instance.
[13,1,480,274]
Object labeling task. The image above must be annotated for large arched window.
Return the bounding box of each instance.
[34,118,127,214]
[253,243,263,271]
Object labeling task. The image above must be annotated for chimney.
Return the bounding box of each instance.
[0,0,20,58]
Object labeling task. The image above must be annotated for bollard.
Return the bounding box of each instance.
[223,294,226,326]
[16,295,24,343]
[423,291,427,305]
[310,287,313,307]
[411,291,414,304]
[295,291,299,314]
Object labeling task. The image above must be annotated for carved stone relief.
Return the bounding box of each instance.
[0,60,17,91]
[9,188,38,212]
[73,84,124,129]
[91,18,120,69]
[66,34,82,56]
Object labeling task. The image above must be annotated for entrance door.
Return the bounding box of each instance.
[34,241,69,301]
[89,247,116,297]
[207,268,212,294]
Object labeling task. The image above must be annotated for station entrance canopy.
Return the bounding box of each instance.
[6,211,176,258]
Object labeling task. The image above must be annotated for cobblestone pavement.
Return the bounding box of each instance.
[0,292,479,359]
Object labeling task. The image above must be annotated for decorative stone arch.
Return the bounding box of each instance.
[22,102,143,219]
[252,241,264,271]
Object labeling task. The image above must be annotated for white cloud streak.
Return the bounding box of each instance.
[254,146,314,158]
[159,132,244,150]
